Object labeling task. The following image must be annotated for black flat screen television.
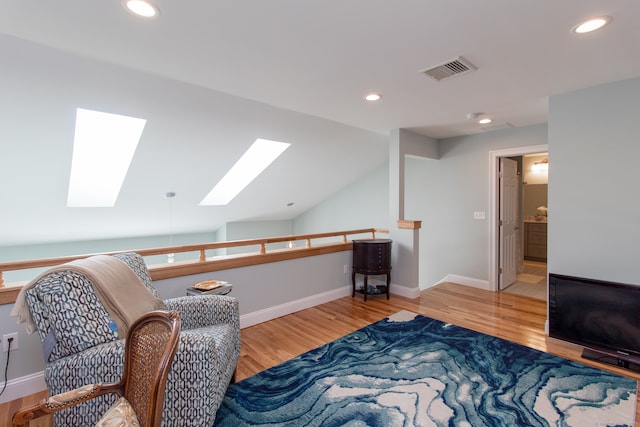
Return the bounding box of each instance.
[548,273,640,372]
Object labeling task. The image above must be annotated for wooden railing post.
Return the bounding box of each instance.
[260,243,266,254]
[0,271,4,287]
[199,250,206,262]
[306,239,311,248]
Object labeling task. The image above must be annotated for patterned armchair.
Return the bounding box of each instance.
[18,252,240,427]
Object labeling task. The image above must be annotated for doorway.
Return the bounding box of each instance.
[488,145,548,294]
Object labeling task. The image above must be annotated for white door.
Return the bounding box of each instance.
[499,158,519,289]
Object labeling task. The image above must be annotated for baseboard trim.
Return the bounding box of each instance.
[0,371,46,404]
[390,284,422,299]
[240,286,352,329]
[239,283,423,329]
[437,274,490,291]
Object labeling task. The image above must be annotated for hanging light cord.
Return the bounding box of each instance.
[0,338,12,396]
[168,196,173,247]
[166,191,175,247]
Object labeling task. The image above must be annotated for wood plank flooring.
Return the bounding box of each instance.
[2,282,638,426]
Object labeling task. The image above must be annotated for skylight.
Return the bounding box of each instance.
[200,138,290,206]
[67,108,146,207]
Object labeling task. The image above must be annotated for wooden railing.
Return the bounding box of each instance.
[0,228,388,304]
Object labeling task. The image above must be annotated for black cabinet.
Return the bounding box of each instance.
[352,239,392,301]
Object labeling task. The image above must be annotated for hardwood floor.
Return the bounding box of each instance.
[2,282,639,426]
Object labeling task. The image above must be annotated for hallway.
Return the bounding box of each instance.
[502,260,547,300]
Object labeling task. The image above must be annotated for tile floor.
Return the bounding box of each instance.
[502,261,547,300]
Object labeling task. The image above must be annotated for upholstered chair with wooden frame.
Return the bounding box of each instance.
[13,309,181,427]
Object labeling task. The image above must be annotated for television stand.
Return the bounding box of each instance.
[582,347,640,373]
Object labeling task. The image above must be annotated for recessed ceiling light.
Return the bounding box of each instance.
[123,0,160,18]
[200,139,291,206]
[572,16,612,34]
[478,118,492,125]
[364,93,382,102]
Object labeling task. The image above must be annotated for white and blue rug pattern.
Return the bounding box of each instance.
[214,311,637,426]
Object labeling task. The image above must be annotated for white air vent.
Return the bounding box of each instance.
[421,56,477,81]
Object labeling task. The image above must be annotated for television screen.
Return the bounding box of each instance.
[548,273,640,369]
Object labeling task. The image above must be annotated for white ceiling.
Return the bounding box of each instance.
[1,1,639,247]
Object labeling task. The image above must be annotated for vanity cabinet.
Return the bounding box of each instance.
[524,222,547,261]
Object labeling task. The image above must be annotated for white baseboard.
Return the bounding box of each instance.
[437,274,490,291]
[239,282,422,329]
[390,284,422,299]
[240,286,352,329]
[0,371,46,404]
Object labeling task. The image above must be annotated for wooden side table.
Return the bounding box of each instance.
[352,239,392,301]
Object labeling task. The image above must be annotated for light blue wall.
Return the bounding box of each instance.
[405,124,548,287]
[548,77,640,284]
[155,251,352,315]
[293,163,390,234]
[223,220,292,254]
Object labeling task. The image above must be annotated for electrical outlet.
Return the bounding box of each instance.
[2,332,18,352]
[343,264,348,274]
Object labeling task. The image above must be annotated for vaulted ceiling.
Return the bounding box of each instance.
[1,1,639,247]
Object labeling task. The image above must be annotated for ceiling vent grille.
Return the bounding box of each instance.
[421,56,477,81]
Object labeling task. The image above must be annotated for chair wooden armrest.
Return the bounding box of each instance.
[12,383,122,426]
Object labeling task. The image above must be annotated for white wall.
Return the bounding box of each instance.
[405,124,548,288]
[548,77,640,284]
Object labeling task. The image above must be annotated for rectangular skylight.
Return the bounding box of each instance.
[67,108,146,207]
[200,138,290,206]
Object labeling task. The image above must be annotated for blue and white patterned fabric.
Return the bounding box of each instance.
[24,270,118,361]
[25,252,240,427]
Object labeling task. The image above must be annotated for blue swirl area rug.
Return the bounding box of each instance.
[214,311,637,426]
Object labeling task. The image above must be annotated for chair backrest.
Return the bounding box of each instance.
[122,310,181,427]
[23,252,160,363]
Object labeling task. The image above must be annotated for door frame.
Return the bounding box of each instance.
[488,144,548,291]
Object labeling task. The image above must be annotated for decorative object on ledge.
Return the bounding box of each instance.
[352,239,392,301]
[187,281,232,296]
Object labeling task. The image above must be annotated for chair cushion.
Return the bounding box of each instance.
[95,396,140,427]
